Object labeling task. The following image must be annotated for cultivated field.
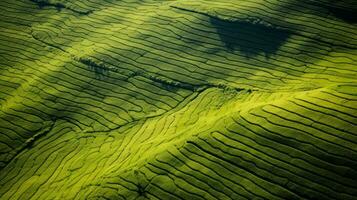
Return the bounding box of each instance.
[0,0,356,199]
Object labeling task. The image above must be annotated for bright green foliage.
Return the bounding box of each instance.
[0,0,356,199]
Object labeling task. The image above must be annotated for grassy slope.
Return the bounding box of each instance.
[0,0,356,199]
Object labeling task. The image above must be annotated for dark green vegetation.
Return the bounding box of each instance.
[0,0,357,199]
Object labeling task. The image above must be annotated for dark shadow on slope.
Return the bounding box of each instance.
[210,18,292,58]
[35,0,65,11]
[30,0,93,15]
[305,1,357,24]
[327,7,357,24]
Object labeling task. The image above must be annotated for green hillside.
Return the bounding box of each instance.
[0,0,356,199]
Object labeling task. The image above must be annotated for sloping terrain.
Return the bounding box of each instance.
[0,0,356,199]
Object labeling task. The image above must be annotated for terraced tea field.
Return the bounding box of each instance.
[0,0,357,199]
